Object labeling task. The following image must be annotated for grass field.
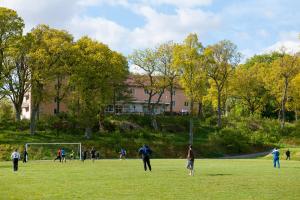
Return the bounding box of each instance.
[0,159,300,200]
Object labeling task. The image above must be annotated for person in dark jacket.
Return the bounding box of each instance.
[138,144,152,171]
[286,149,291,160]
[23,149,28,163]
[187,145,195,176]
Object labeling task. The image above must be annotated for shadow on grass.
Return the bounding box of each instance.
[206,173,232,176]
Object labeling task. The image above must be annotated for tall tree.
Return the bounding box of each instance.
[129,48,168,130]
[2,35,31,121]
[71,37,128,138]
[271,54,300,127]
[28,25,73,135]
[0,7,24,96]
[290,73,300,121]
[204,40,241,127]
[231,64,267,115]
[173,33,206,144]
[156,41,178,114]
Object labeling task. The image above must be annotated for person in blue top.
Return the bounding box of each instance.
[61,148,66,163]
[119,148,126,160]
[272,148,280,168]
[138,144,152,171]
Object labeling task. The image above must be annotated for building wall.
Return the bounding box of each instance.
[130,86,190,113]
[21,78,192,119]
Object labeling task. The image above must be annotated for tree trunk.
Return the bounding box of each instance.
[197,101,203,118]
[217,88,222,128]
[55,76,61,115]
[189,100,194,144]
[30,106,38,135]
[151,114,158,131]
[295,109,298,122]
[169,85,174,114]
[98,109,105,132]
[14,104,21,122]
[85,127,92,139]
[281,78,288,128]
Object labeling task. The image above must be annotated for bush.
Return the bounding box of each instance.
[209,127,250,154]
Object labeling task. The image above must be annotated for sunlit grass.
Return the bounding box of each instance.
[0,159,300,200]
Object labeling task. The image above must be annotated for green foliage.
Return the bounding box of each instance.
[0,99,14,123]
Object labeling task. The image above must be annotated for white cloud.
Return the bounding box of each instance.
[0,0,82,32]
[143,0,213,8]
[67,16,130,52]
[263,31,300,54]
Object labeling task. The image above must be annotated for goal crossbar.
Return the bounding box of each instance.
[25,142,82,160]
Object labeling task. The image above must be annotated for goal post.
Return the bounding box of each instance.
[25,143,82,161]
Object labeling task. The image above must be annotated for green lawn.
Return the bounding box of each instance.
[0,159,300,200]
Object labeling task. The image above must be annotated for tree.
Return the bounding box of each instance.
[271,54,300,127]
[204,40,241,127]
[0,7,24,96]
[71,37,128,138]
[2,35,31,121]
[290,73,300,121]
[173,33,206,144]
[231,64,267,115]
[156,41,178,114]
[28,25,73,135]
[129,48,168,130]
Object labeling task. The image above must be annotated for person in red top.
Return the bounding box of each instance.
[54,148,61,162]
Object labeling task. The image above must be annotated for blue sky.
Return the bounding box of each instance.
[1,0,299,61]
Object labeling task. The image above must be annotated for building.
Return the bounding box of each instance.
[21,75,191,119]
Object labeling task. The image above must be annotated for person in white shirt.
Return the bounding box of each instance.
[11,149,21,171]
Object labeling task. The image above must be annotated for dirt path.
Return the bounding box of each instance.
[220,150,272,159]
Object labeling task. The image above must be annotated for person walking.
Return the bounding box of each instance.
[11,149,21,172]
[186,145,195,176]
[61,148,66,163]
[286,149,291,160]
[138,144,152,171]
[23,148,28,163]
[272,148,280,168]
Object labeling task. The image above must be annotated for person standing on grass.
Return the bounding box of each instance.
[286,149,291,160]
[61,148,66,163]
[82,150,87,162]
[11,149,20,172]
[70,150,75,160]
[91,147,96,162]
[23,148,28,163]
[54,148,62,162]
[272,148,280,168]
[119,148,126,160]
[138,144,152,171]
[186,145,195,176]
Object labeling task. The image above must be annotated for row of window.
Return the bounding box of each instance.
[144,89,176,95]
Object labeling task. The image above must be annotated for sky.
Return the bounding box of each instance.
[0,0,299,62]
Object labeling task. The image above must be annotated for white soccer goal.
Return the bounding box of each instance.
[25,143,82,160]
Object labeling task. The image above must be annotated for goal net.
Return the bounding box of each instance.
[25,143,82,161]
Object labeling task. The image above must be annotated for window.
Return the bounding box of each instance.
[144,89,149,94]
[129,88,135,94]
[105,105,114,112]
[172,101,176,106]
[184,102,189,106]
[54,109,57,114]
[172,90,176,95]
[25,107,29,112]
[25,95,29,101]
[115,105,122,113]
